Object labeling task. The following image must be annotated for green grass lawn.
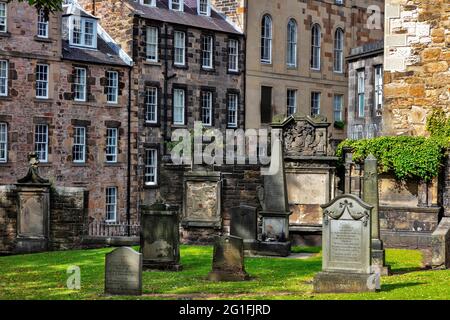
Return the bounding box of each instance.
[0,246,449,300]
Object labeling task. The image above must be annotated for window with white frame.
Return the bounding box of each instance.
[74,67,86,101]
[227,93,238,128]
[334,28,344,73]
[145,87,158,123]
[106,71,118,104]
[106,128,118,163]
[0,122,7,163]
[197,0,210,16]
[173,88,185,125]
[287,19,297,67]
[0,2,6,33]
[37,9,49,38]
[145,148,158,186]
[202,35,213,69]
[201,91,213,126]
[311,24,321,70]
[261,15,272,64]
[0,60,7,96]
[146,26,158,62]
[174,31,186,66]
[73,126,86,163]
[287,89,297,117]
[35,124,48,162]
[334,94,343,122]
[311,92,321,116]
[374,65,383,114]
[70,16,96,48]
[170,0,183,11]
[357,70,365,117]
[36,64,49,99]
[105,187,117,222]
[141,0,156,7]
[228,39,239,72]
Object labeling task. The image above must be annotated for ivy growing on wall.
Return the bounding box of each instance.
[336,110,450,182]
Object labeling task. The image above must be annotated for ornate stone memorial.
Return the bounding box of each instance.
[258,128,292,257]
[141,203,182,271]
[105,247,143,296]
[363,154,391,276]
[182,171,222,229]
[208,235,250,282]
[230,205,258,255]
[313,194,380,293]
[15,153,51,253]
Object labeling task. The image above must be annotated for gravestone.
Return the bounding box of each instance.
[230,205,258,254]
[313,194,380,293]
[15,153,51,253]
[105,247,142,296]
[363,154,391,276]
[258,128,292,257]
[208,235,250,282]
[140,205,182,271]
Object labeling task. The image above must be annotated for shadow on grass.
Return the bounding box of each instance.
[381,282,424,292]
[390,266,431,275]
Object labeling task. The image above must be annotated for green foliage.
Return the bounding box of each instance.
[8,0,63,14]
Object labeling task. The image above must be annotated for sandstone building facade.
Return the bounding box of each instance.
[0,2,138,225]
[213,0,385,145]
[383,0,449,137]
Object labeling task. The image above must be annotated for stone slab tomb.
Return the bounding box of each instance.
[141,206,182,271]
[230,205,258,254]
[313,194,379,293]
[208,235,250,282]
[105,247,142,296]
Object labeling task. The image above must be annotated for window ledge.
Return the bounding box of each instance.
[144,60,162,67]
[0,96,12,101]
[105,163,122,167]
[34,36,53,43]
[0,32,11,38]
[34,98,53,103]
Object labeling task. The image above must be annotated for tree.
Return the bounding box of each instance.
[7,0,64,14]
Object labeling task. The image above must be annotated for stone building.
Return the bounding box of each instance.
[383,0,449,137]
[213,0,385,145]
[0,1,137,229]
[347,40,384,139]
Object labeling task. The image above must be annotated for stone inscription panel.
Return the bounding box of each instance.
[105,247,142,296]
[185,181,218,220]
[330,220,362,264]
[287,173,328,205]
[19,194,45,237]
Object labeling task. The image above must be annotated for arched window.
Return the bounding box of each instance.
[334,28,344,73]
[311,24,321,70]
[286,19,297,67]
[261,15,272,64]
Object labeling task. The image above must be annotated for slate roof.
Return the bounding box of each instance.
[126,0,242,35]
[61,3,132,67]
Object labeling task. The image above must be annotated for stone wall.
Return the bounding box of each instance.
[0,186,18,254]
[383,0,449,136]
[211,0,245,31]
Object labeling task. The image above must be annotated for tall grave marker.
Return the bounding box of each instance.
[313,195,379,293]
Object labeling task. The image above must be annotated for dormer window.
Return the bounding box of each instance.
[141,0,156,7]
[197,0,211,16]
[70,16,97,48]
[170,0,184,11]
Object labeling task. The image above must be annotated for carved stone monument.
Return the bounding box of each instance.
[182,171,222,229]
[141,204,182,271]
[208,235,250,282]
[258,128,292,257]
[363,154,391,276]
[15,153,51,253]
[105,247,143,296]
[313,194,380,293]
[230,205,258,255]
[272,113,338,246]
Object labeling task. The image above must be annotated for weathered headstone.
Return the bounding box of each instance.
[230,205,258,254]
[432,217,450,269]
[258,128,292,257]
[105,247,142,296]
[314,194,379,293]
[141,205,182,271]
[208,235,250,282]
[15,153,51,253]
[363,154,391,276]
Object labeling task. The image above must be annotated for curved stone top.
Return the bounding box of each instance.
[321,194,373,221]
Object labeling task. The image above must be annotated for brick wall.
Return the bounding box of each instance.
[383,0,449,136]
